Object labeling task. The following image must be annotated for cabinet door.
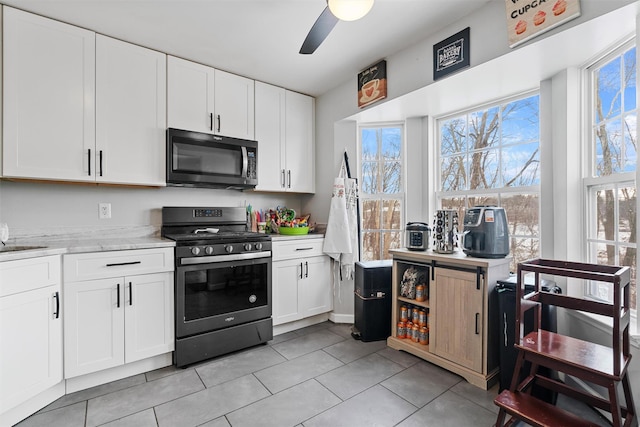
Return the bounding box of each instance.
[96,35,167,186]
[0,285,62,413]
[272,259,302,325]
[214,69,255,140]
[3,7,95,181]
[64,278,125,378]
[284,91,315,193]
[299,256,332,318]
[124,272,174,363]
[432,268,483,372]
[167,56,215,134]
[254,82,286,191]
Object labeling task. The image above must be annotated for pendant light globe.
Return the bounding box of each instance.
[327,0,374,21]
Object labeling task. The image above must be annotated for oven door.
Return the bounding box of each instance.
[175,252,271,338]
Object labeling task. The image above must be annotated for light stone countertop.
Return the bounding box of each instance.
[270,233,324,242]
[0,227,175,262]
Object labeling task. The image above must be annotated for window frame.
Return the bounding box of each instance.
[582,38,638,335]
[357,123,406,261]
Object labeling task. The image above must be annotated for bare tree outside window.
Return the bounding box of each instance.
[360,126,403,260]
[438,94,541,270]
[588,44,637,309]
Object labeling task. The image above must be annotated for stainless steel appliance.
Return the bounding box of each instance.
[166,128,258,189]
[405,222,430,251]
[461,206,510,258]
[352,260,393,342]
[162,206,272,367]
[432,209,459,254]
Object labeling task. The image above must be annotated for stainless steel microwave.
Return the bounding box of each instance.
[166,128,258,189]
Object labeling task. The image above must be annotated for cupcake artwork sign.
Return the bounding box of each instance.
[506,0,580,47]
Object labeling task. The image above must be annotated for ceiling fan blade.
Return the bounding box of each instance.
[299,6,339,55]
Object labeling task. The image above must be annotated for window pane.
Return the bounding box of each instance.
[501,194,539,237]
[382,199,402,229]
[619,186,636,243]
[596,242,617,268]
[469,107,500,150]
[595,118,623,176]
[623,48,636,112]
[620,246,637,308]
[382,161,401,193]
[440,197,466,227]
[362,231,380,261]
[382,231,401,260]
[502,96,540,145]
[381,128,401,159]
[362,200,381,229]
[469,149,498,189]
[596,188,615,241]
[361,161,378,194]
[440,117,466,155]
[441,155,466,191]
[596,56,621,123]
[502,142,540,187]
[361,129,378,160]
[623,113,637,172]
[510,237,540,272]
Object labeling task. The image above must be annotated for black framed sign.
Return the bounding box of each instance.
[433,27,470,81]
[358,60,387,109]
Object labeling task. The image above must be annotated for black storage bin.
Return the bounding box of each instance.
[353,260,392,342]
[497,275,561,404]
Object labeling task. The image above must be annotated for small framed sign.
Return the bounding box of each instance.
[506,0,580,47]
[433,27,470,81]
[358,60,387,108]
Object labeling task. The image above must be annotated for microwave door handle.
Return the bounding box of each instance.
[241,146,248,178]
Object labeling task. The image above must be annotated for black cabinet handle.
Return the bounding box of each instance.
[106,261,142,267]
[217,114,221,132]
[287,170,291,188]
[299,263,303,279]
[209,113,213,131]
[281,170,286,188]
[129,282,133,306]
[295,247,314,251]
[88,149,91,176]
[99,150,103,177]
[305,262,309,278]
[117,283,120,308]
[53,291,60,319]
[475,313,480,335]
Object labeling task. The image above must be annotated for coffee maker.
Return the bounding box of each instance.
[462,206,509,258]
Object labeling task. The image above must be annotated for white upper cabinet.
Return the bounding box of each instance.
[3,7,96,181]
[167,56,255,140]
[95,35,167,186]
[2,8,167,186]
[254,82,315,193]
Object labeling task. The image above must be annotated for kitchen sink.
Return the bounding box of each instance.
[0,245,47,253]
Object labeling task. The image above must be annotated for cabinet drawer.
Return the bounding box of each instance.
[272,239,324,261]
[64,248,174,281]
[0,255,61,297]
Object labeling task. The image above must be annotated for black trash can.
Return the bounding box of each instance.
[497,274,561,404]
[352,260,392,342]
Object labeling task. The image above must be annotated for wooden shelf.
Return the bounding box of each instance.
[397,296,429,309]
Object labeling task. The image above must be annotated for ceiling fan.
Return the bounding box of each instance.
[299,0,374,55]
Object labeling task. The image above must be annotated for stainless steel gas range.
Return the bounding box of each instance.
[162,206,273,367]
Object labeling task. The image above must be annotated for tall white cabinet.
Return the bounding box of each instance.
[255,82,315,193]
[2,7,167,186]
[167,56,255,140]
[0,256,63,424]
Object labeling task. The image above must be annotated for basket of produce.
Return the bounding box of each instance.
[268,207,311,235]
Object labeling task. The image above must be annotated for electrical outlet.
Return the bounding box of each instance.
[99,203,112,219]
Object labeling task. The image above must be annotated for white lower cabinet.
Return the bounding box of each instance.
[63,249,174,379]
[0,256,63,419]
[272,238,331,326]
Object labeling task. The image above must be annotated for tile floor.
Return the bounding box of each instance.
[16,322,611,427]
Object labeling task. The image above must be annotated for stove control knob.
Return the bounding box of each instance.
[244,243,252,251]
[255,242,263,250]
[225,245,234,253]
[205,246,214,255]
[191,247,201,256]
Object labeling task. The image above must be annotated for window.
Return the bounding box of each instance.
[437,93,541,270]
[359,125,404,260]
[584,41,637,317]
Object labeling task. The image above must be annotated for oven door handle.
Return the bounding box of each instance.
[181,251,272,265]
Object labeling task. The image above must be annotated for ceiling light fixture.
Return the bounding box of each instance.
[327,0,374,21]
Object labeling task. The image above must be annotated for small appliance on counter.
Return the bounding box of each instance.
[405,222,430,251]
[462,205,509,258]
[432,209,459,254]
